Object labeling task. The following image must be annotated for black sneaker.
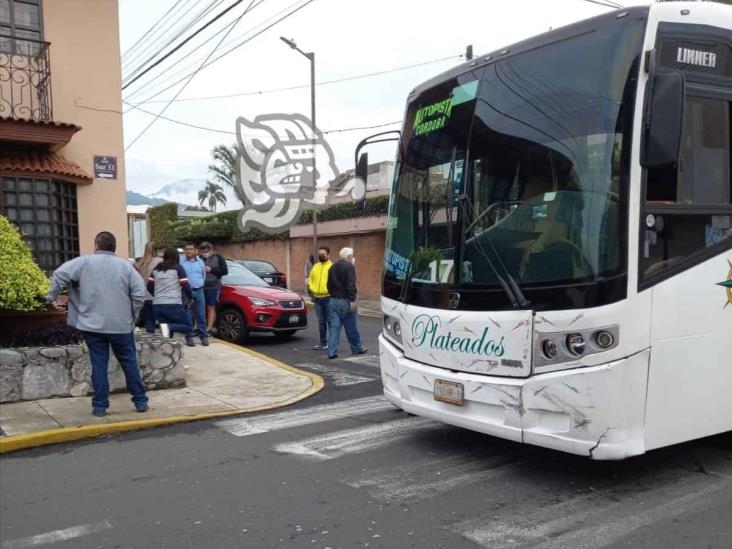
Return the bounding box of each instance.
[352,349,368,355]
[201,338,210,346]
[328,354,338,359]
[136,404,149,413]
[313,344,326,350]
[186,338,195,347]
[92,409,107,417]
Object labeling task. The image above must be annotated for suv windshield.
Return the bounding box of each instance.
[223,262,269,287]
[384,16,646,311]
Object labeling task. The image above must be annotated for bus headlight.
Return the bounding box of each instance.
[534,326,619,371]
[594,330,615,349]
[383,314,402,346]
[542,339,558,359]
[566,333,586,356]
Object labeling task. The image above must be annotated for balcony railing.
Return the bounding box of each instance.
[0,34,53,122]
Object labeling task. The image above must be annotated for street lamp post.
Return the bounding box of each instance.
[280,37,317,255]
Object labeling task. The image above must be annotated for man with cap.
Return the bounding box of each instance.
[198,242,228,334]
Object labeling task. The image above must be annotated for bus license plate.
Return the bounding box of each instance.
[289,315,300,324]
[434,379,464,406]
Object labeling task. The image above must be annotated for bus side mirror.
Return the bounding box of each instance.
[641,71,685,168]
[355,152,368,210]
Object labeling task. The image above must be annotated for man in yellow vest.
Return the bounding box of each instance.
[308,246,333,350]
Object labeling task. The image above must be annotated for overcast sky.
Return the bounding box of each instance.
[119,0,650,202]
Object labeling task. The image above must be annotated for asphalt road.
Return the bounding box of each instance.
[1,314,731,549]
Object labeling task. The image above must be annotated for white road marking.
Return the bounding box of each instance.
[272,416,438,460]
[456,474,730,549]
[342,453,531,502]
[1,520,113,549]
[214,395,395,437]
[294,362,377,386]
[341,354,381,368]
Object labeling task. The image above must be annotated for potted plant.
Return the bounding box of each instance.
[0,215,70,346]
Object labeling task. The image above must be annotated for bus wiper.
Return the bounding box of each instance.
[460,195,531,309]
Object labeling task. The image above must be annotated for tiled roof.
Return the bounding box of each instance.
[0,147,92,183]
[0,116,81,131]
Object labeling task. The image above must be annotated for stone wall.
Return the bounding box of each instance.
[0,333,185,403]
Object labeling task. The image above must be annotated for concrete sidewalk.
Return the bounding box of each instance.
[0,340,323,453]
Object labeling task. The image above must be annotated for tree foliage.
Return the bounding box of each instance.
[198,182,227,212]
[208,144,245,204]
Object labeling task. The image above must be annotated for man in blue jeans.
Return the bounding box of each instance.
[47,231,148,417]
[326,247,368,359]
[180,242,209,346]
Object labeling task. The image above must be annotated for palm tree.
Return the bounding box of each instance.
[208,144,245,204]
[198,182,227,212]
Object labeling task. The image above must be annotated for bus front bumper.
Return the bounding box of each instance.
[379,336,650,460]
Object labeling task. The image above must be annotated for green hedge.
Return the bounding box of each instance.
[0,216,49,311]
[147,203,178,246]
[165,196,390,245]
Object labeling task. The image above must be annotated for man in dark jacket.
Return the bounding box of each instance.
[326,247,367,359]
[198,241,228,333]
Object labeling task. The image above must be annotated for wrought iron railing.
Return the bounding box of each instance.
[0,34,53,122]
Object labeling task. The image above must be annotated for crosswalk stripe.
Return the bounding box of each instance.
[342,452,532,503]
[455,472,731,549]
[341,354,381,368]
[294,362,378,386]
[214,395,395,437]
[272,416,438,460]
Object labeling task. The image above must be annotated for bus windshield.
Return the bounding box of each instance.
[384,17,646,311]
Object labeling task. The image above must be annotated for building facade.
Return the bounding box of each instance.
[0,0,127,272]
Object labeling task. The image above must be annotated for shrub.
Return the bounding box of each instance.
[0,216,49,311]
[165,196,391,244]
[147,203,178,245]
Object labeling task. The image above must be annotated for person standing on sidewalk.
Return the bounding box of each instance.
[326,247,367,359]
[148,247,194,346]
[198,241,228,334]
[308,246,332,350]
[47,231,149,417]
[304,253,315,297]
[180,242,209,346]
[136,242,164,334]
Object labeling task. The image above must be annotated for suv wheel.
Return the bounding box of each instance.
[218,308,248,343]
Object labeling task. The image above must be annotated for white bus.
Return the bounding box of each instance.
[370,2,732,459]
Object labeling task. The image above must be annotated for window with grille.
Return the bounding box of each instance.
[0,177,80,273]
[0,0,41,55]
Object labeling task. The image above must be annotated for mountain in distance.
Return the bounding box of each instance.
[149,178,207,207]
[126,190,169,206]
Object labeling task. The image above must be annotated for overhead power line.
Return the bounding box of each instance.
[123,100,401,136]
[125,0,257,150]
[121,0,186,61]
[123,0,199,71]
[123,0,251,91]
[123,0,318,106]
[123,0,226,83]
[136,54,462,104]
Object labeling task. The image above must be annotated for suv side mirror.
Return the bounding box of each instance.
[641,70,685,168]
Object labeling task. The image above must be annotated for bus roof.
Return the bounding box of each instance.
[408,5,650,101]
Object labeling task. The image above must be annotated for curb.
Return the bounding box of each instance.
[0,341,324,455]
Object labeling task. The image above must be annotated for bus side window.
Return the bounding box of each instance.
[641,96,732,281]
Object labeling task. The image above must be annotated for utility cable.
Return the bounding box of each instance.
[123,0,250,91]
[136,54,462,104]
[123,0,225,82]
[124,0,317,105]
[125,0,256,150]
[121,0,186,61]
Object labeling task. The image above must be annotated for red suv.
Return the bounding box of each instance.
[216,261,307,342]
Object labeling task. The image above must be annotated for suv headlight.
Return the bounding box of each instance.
[248,297,276,307]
